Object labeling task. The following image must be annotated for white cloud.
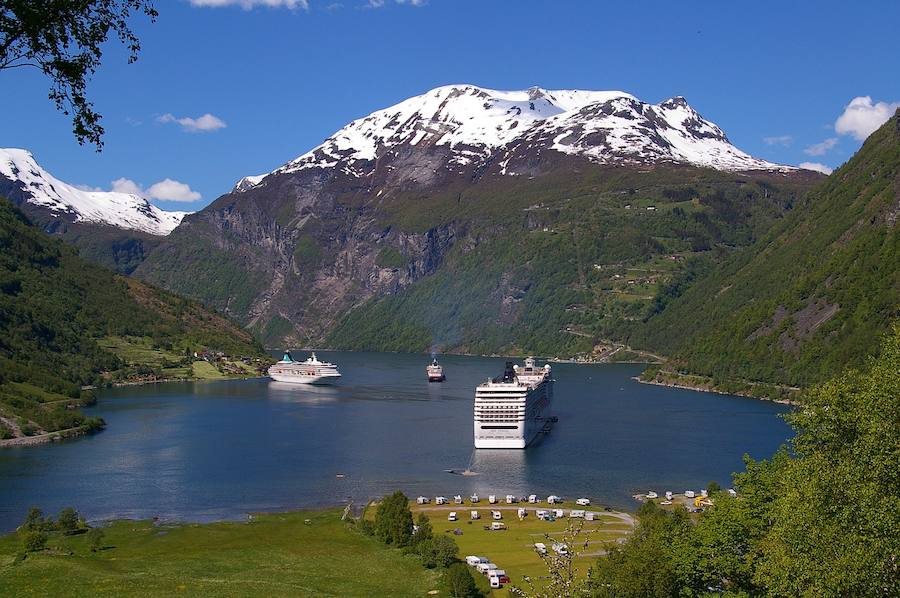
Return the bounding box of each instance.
[803,137,838,156]
[189,0,309,9]
[763,135,793,147]
[365,0,426,6]
[146,179,203,202]
[799,162,833,175]
[157,112,227,133]
[834,96,900,141]
[109,177,202,202]
[74,183,104,192]
[111,177,145,195]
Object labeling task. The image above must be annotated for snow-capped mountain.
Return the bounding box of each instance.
[0,148,187,235]
[236,85,791,191]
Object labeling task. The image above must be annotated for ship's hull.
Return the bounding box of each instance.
[268,372,341,385]
[428,374,446,382]
[473,378,552,449]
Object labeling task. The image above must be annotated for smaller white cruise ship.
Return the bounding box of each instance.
[268,352,342,385]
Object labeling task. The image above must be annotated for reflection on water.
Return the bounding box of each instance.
[0,351,792,531]
[267,381,340,402]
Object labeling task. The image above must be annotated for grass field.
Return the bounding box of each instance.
[0,510,441,597]
[412,501,634,596]
[190,360,226,379]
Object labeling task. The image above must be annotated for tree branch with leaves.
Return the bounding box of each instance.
[0,1,157,150]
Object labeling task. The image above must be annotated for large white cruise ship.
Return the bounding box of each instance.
[268,352,342,385]
[473,357,554,449]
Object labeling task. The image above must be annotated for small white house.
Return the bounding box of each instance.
[476,563,496,575]
[585,511,596,521]
[517,507,526,519]
[470,494,479,503]
[552,542,569,555]
[701,489,709,498]
[448,512,457,521]
[576,498,590,506]
[528,494,537,503]
[664,491,673,501]
[492,510,502,520]
[453,495,463,504]
[490,577,501,589]
[547,495,562,504]
[684,490,696,498]
[728,488,738,497]
[505,494,516,504]
[436,496,447,505]
[536,509,548,520]
[554,509,565,518]
[534,542,547,554]
[488,495,497,504]
[470,510,480,520]
[416,496,429,505]
[490,521,506,530]
[570,509,585,518]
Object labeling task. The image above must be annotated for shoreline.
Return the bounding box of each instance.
[634,376,800,405]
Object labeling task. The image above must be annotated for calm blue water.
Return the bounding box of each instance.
[0,352,792,531]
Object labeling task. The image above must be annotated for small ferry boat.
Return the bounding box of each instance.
[426,357,445,382]
[268,352,341,385]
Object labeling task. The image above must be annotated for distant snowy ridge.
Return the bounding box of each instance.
[0,148,187,235]
[236,85,793,191]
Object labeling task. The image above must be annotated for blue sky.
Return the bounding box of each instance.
[2,0,899,211]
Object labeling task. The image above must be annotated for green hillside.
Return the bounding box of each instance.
[324,167,812,356]
[0,198,266,444]
[630,110,900,391]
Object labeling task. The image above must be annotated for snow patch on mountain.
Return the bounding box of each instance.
[237,85,792,190]
[0,148,188,235]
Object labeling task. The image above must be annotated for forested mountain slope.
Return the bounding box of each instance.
[0,198,264,443]
[632,110,900,388]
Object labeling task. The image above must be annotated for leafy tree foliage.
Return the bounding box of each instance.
[445,562,481,598]
[588,503,687,598]
[21,530,47,552]
[21,507,47,532]
[373,490,413,547]
[87,527,104,552]
[588,324,900,597]
[417,533,458,569]
[410,512,433,546]
[0,1,158,149]
[56,507,80,534]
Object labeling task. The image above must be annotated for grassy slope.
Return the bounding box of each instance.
[327,167,811,356]
[0,510,440,597]
[0,198,266,440]
[630,112,900,389]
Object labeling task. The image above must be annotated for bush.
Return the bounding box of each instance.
[22,507,47,532]
[357,518,375,536]
[57,507,80,534]
[87,527,104,552]
[418,534,458,569]
[22,530,47,553]
[446,562,480,597]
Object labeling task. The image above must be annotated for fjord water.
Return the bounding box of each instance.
[0,352,791,531]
